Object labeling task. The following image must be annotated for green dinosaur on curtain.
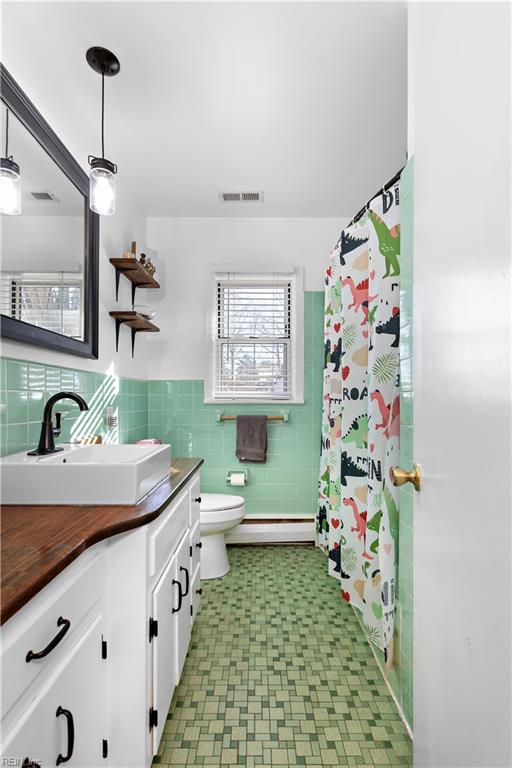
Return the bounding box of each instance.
[342,414,369,448]
[330,279,342,312]
[329,475,341,499]
[367,509,382,556]
[368,209,400,278]
[383,483,399,552]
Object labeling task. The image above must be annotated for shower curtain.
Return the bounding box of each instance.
[317,184,400,668]
[317,236,343,554]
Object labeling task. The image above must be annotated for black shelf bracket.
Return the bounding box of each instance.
[115,268,121,301]
[115,319,122,353]
[114,268,145,305]
[114,322,144,358]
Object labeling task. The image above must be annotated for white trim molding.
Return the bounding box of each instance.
[225,517,315,544]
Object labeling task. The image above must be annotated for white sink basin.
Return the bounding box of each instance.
[0,443,172,505]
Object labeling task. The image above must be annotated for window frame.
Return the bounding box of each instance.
[5,273,84,340]
[205,266,304,404]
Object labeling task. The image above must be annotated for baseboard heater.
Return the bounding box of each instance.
[225,516,315,545]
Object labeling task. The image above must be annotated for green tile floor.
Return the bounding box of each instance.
[153,546,412,767]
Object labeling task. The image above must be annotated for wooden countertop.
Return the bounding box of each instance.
[0,457,203,625]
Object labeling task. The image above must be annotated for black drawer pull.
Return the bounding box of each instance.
[180,566,190,597]
[196,588,203,596]
[195,542,202,549]
[26,617,71,662]
[56,706,75,764]
[172,579,183,613]
[194,496,201,504]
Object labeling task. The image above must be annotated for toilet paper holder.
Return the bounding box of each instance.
[226,470,248,486]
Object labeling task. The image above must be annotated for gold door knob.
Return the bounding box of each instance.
[391,464,421,492]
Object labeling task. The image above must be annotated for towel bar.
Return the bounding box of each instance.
[216,411,289,423]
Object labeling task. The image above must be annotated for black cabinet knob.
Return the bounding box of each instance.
[196,542,202,549]
[196,588,203,595]
[194,496,202,504]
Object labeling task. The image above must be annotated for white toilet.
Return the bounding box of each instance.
[199,493,246,579]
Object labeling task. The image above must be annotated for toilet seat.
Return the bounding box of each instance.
[199,493,246,579]
[200,493,245,512]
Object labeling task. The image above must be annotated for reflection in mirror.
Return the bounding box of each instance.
[0,106,86,340]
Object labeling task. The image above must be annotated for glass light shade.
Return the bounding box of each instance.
[90,164,116,216]
[0,160,21,215]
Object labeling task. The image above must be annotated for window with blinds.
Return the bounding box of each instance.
[213,279,293,400]
[0,272,84,339]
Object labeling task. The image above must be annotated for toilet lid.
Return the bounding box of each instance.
[200,493,245,512]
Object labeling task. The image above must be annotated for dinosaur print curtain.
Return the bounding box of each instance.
[316,184,400,668]
[317,237,343,557]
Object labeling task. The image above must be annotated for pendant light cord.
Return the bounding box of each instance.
[101,69,105,159]
[4,108,9,158]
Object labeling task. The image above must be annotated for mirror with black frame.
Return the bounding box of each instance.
[0,65,99,359]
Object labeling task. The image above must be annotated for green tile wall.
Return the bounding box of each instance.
[147,291,324,517]
[0,357,148,456]
[396,158,414,729]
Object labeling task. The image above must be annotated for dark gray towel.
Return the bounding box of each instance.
[236,415,268,463]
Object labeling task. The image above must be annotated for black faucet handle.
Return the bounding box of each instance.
[53,412,62,436]
[27,392,88,456]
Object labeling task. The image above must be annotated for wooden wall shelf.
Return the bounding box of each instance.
[109,311,160,358]
[110,258,160,304]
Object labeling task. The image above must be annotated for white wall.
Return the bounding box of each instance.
[409,3,511,766]
[145,216,345,380]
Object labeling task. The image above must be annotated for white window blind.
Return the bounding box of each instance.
[0,272,83,339]
[213,279,293,399]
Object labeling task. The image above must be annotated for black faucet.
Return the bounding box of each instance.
[28,391,89,456]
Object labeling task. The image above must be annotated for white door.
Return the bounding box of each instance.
[150,531,192,754]
[174,533,191,682]
[151,550,178,754]
[409,5,511,766]
[3,614,105,767]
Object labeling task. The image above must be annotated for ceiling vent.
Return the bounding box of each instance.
[219,191,264,203]
[30,191,58,201]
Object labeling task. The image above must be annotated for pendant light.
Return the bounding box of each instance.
[0,108,21,216]
[86,46,120,216]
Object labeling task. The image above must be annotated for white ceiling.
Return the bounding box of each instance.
[2,2,407,218]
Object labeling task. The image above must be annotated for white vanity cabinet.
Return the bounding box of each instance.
[1,550,107,768]
[4,614,106,768]
[1,465,202,768]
